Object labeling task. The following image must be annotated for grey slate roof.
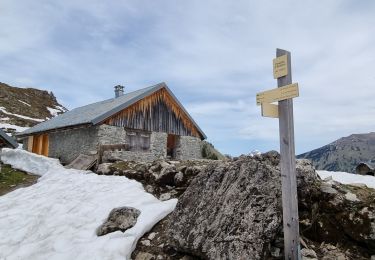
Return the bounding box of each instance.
[0,129,19,148]
[18,82,206,139]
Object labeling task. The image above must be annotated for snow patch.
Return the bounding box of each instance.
[55,105,68,112]
[1,148,64,176]
[0,149,177,260]
[18,100,31,107]
[249,150,261,157]
[47,106,63,117]
[0,106,44,122]
[0,123,29,133]
[317,170,375,189]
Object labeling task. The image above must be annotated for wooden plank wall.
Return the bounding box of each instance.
[31,134,49,156]
[104,88,202,138]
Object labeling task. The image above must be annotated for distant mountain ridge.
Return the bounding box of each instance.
[0,82,67,136]
[297,132,375,173]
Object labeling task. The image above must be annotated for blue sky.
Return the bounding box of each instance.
[1,0,375,156]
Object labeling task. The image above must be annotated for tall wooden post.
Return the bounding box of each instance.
[256,49,301,259]
[276,48,301,260]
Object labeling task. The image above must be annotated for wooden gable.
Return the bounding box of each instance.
[102,87,202,138]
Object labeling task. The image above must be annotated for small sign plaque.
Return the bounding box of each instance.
[261,103,278,118]
[256,83,299,105]
[273,54,288,78]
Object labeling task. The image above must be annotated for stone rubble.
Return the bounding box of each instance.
[96,206,140,236]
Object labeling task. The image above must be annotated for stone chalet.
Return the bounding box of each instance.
[17,83,206,164]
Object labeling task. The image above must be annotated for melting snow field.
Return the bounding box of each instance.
[0,149,177,260]
[317,170,375,189]
[0,122,29,133]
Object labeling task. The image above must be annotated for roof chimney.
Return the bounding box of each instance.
[114,85,124,98]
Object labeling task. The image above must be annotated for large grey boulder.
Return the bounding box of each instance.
[167,152,288,259]
[166,151,375,259]
[96,207,140,236]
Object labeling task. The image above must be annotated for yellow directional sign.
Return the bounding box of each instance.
[273,54,288,78]
[261,103,278,118]
[256,83,299,106]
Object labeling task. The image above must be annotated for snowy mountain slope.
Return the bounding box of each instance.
[0,82,67,136]
[298,132,375,173]
[0,149,177,260]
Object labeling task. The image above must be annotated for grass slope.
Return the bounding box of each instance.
[0,164,38,196]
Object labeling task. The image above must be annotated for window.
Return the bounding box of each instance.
[126,130,150,152]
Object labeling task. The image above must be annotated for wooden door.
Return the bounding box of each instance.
[41,134,49,156]
[31,134,49,156]
[167,134,177,158]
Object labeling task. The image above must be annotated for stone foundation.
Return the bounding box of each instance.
[23,124,203,163]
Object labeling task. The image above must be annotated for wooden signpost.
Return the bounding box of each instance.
[256,49,301,260]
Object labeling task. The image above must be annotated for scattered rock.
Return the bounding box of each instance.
[159,193,171,201]
[103,159,212,199]
[301,248,318,260]
[135,252,156,260]
[160,161,170,169]
[96,163,112,175]
[320,243,348,260]
[320,182,338,194]
[156,166,177,186]
[141,240,151,246]
[96,207,140,236]
[145,185,155,194]
[174,172,185,186]
[350,183,368,188]
[344,192,359,202]
[148,232,157,240]
[270,246,281,258]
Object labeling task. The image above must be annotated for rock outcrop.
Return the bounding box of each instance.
[166,152,311,259]
[95,154,375,259]
[164,152,375,259]
[96,207,140,236]
[0,82,67,136]
[97,159,213,199]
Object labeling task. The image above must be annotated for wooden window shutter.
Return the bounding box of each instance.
[126,130,150,152]
[140,133,150,151]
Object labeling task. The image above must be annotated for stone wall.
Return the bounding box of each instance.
[49,126,99,164]
[23,123,202,164]
[150,132,168,159]
[22,138,28,151]
[103,131,168,162]
[97,124,126,145]
[175,136,202,160]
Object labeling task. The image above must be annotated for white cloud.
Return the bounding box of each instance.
[1,0,375,155]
